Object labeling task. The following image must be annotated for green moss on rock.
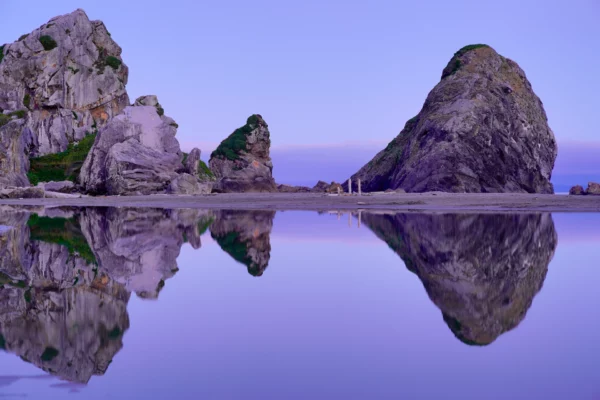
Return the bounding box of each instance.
[442,44,490,79]
[0,45,5,64]
[211,115,261,161]
[105,56,121,70]
[39,35,58,51]
[27,133,96,185]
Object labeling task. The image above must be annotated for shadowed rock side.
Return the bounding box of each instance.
[210,210,275,276]
[0,206,212,383]
[350,45,557,194]
[209,115,277,193]
[0,9,129,157]
[360,212,557,345]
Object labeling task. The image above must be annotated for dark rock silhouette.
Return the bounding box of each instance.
[210,210,275,276]
[360,212,557,345]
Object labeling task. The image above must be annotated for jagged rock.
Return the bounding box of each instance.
[360,212,557,345]
[210,210,274,277]
[168,173,211,195]
[586,182,600,195]
[0,9,129,156]
[350,45,557,194]
[0,119,33,188]
[38,180,76,193]
[569,185,585,195]
[79,98,183,195]
[0,186,44,199]
[311,180,343,193]
[209,115,277,193]
[277,184,311,193]
[184,148,201,174]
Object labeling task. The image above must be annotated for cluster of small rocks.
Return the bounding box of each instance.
[569,182,600,195]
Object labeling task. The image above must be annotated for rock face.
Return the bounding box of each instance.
[0,119,33,188]
[209,115,277,193]
[569,185,585,195]
[79,96,184,195]
[586,182,600,195]
[350,45,557,194]
[168,173,211,195]
[210,210,275,276]
[0,9,129,157]
[361,212,557,345]
[311,180,343,193]
[38,180,76,193]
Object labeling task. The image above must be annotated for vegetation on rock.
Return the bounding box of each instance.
[27,133,96,185]
[211,115,261,161]
[105,56,121,70]
[27,214,97,265]
[442,44,490,79]
[0,110,27,128]
[0,45,4,64]
[23,93,31,109]
[39,35,58,51]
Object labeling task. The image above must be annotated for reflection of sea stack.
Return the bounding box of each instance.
[210,210,275,276]
[361,213,557,345]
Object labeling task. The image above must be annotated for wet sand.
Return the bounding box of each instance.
[0,192,599,212]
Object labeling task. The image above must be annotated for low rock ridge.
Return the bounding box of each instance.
[569,182,600,195]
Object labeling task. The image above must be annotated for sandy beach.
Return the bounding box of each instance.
[0,192,598,212]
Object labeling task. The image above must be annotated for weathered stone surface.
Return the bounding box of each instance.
[209,115,277,193]
[0,119,33,188]
[349,45,557,194]
[311,180,343,193]
[0,186,44,199]
[361,212,557,345]
[184,148,201,175]
[569,185,585,195]
[277,184,311,193]
[79,99,183,195]
[39,180,76,193]
[586,182,600,195]
[210,210,274,277]
[168,173,211,195]
[0,9,129,156]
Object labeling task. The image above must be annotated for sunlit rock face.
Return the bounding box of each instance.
[210,210,275,276]
[0,9,129,156]
[361,212,557,345]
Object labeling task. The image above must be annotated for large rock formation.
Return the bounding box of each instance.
[210,210,275,276]
[350,45,557,194]
[209,115,277,193]
[0,9,129,157]
[79,95,194,195]
[361,212,557,345]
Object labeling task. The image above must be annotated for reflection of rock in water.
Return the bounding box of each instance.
[210,210,275,276]
[79,207,211,299]
[361,213,557,345]
[0,206,212,383]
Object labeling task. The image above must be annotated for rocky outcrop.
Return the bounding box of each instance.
[586,182,600,195]
[350,45,557,194]
[38,180,76,193]
[184,148,201,175]
[0,118,33,188]
[0,186,45,198]
[569,185,585,195]
[311,180,343,193]
[209,115,277,193]
[79,96,184,195]
[361,212,557,345]
[210,210,275,276]
[277,184,311,193]
[0,9,129,157]
[168,173,211,195]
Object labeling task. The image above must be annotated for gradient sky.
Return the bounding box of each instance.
[1,0,599,186]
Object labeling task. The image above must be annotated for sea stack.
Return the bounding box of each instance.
[209,114,277,193]
[349,44,557,193]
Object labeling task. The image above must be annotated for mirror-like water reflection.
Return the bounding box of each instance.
[0,207,596,399]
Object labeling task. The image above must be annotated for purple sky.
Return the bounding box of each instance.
[1,0,599,187]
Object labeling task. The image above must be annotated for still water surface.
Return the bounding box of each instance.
[0,208,597,399]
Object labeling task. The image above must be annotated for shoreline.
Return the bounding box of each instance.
[0,192,598,212]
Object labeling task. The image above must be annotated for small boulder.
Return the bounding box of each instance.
[168,173,211,195]
[586,182,600,195]
[569,185,585,195]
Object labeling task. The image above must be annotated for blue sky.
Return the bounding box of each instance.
[1,0,599,186]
